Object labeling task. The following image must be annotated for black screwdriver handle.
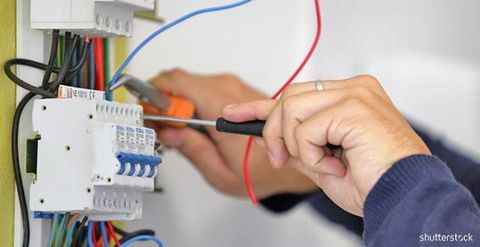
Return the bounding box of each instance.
[216,118,265,137]
[215,117,340,150]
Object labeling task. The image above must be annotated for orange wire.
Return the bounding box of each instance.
[65,213,79,229]
[243,0,323,205]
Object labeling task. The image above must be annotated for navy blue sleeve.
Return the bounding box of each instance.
[260,125,480,237]
[364,155,480,246]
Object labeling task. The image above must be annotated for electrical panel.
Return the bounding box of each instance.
[29,87,161,221]
[30,0,155,37]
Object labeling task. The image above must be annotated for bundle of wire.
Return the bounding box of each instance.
[44,213,160,247]
[3,31,161,246]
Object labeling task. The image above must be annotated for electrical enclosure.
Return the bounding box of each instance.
[30,0,155,37]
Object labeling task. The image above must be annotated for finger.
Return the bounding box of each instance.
[158,127,238,187]
[222,100,276,122]
[294,99,366,174]
[321,75,391,102]
[282,88,389,156]
[262,82,319,168]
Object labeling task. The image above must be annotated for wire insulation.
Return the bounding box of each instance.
[109,0,253,90]
[107,222,121,247]
[243,0,323,205]
[121,235,164,247]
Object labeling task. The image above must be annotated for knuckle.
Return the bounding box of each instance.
[352,86,375,99]
[218,73,240,83]
[281,97,297,116]
[357,74,379,85]
[282,84,299,98]
[168,68,187,79]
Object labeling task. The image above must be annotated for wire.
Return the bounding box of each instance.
[72,216,89,247]
[93,38,105,90]
[103,38,112,100]
[120,229,156,244]
[88,41,96,90]
[243,0,323,205]
[60,213,79,246]
[99,222,109,247]
[55,213,70,247]
[87,222,95,247]
[121,235,164,247]
[49,34,80,91]
[11,92,37,247]
[108,0,253,90]
[64,215,80,247]
[107,222,121,247]
[3,59,57,98]
[42,30,60,87]
[47,214,59,247]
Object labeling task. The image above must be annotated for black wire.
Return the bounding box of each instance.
[120,229,156,244]
[48,34,79,92]
[3,60,56,98]
[42,30,60,88]
[64,41,90,83]
[113,225,128,237]
[12,92,37,247]
[71,216,88,246]
[113,225,156,244]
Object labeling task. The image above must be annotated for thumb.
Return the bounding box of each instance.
[223,99,276,123]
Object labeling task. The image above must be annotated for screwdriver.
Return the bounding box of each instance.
[144,115,265,137]
[144,115,341,151]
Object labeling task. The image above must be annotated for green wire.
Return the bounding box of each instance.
[54,214,67,247]
[103,38,111,100]
[59,36,65,66]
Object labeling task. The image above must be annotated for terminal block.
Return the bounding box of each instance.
[29,89,161,220]
[31,0,155,37]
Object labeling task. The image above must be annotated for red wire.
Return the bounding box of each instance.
[93,37,105,90]
[107,222,122,247]
[92,222,100,247]
[243,0,323,205]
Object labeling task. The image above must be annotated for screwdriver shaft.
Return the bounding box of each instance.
[144,115,216,127]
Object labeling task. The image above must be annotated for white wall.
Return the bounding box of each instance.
[125,0,480,246]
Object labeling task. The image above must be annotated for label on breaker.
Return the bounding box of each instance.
[58,85,105,101]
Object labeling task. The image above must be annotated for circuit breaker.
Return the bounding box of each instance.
[30,0,155,37]
[29,86,161,221]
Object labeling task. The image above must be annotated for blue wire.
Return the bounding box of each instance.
[47,214,59,247]
[87,222,94,247]
[121,235,164,247]
[108,0,253,90]
[99,222,109,247]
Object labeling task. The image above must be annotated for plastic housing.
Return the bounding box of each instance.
[31,0,154,37]
[29,97,161,221]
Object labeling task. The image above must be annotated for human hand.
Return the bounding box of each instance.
[223,75,431,215]
[147,69,316,198]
